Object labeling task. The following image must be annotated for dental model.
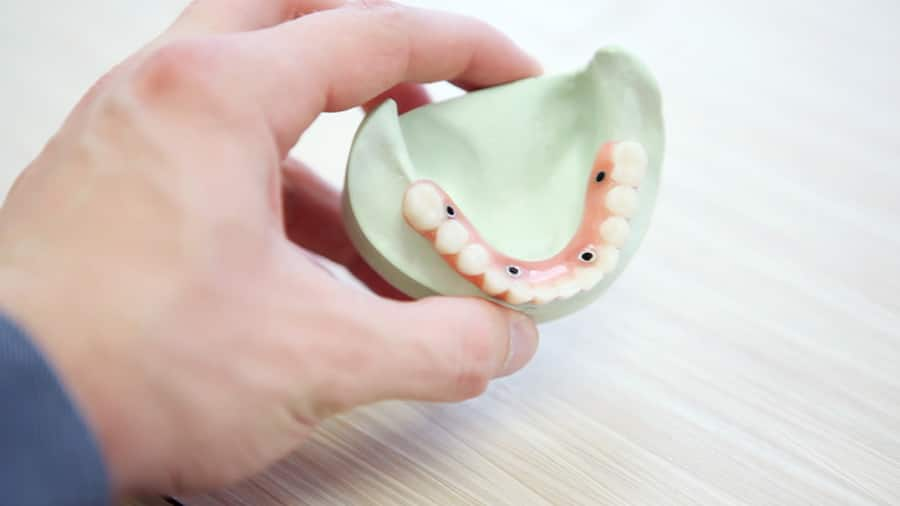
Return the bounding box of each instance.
[402,140,647,306]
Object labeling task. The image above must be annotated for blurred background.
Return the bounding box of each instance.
[3,1,900,504]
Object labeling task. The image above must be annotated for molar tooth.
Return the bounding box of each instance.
[599,216,630,247]
[532,285,559,305]
[434,220,469,255]
[612,141,647,187]
[481,269,511,296]
[606,186,638,218]
[505,281,533,305]
[596,245,620,274]
[575,267,604,290]
[402,183,445,232]
[456,244,490,276]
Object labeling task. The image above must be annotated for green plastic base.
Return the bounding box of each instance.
[342,47,664,322]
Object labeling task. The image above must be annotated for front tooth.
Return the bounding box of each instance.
[482,269,511,296]
[403,183,445,232]
[532,285,559,305]
[505,281,533,305]
[612,141,647,187]
[575,267,604,290]
[599,216,630,247]
[596,245,620,273]
[556,279,581,299]
[606,186,638,218]
[434,220,469,255]
[456,244,490,276]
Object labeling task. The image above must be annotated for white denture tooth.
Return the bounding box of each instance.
[606,186,638,218]
[532,286,559,305]
[596,245,620,274]
[505,281,533,305]
[482,269,512,296]
[403,183,445,232]
[575,267,604,290]
[599,216,630,247]
[612,141,648,187]
[456,244,490,276]
[556,279,581,299]
[434,220,469,255]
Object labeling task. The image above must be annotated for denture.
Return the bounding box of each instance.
[402,140,647,306]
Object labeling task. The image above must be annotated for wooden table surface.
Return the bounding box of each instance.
[4,1,899,504]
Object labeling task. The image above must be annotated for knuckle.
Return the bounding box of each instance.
[351,0,408,26]
[301,335,374,419]
[133,40,224,100]
[337,0,410,76]
[355,0,399,10]
[453,367,491,400]
[448,304,503,399]
[309,377,355,420]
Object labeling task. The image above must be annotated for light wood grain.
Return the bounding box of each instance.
[5,1,899,505]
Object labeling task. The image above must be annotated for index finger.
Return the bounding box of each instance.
[243,2,542,153]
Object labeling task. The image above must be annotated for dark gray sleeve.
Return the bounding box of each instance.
[0,313,111,506]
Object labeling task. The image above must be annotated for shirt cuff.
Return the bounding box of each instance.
[0,312,111,506]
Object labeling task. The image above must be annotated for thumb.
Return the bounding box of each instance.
[318,294,540,412]
[372,296,539,402]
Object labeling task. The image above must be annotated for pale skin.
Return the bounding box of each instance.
[0,0,542,498]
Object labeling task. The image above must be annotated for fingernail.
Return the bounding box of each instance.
[499,312,539,377]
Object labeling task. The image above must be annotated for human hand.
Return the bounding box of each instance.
[0,0,541,496]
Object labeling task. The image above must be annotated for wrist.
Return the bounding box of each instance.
[0,307,112,505]
[0,262,157,494]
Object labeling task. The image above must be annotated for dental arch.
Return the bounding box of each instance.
[402,141,647,306]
